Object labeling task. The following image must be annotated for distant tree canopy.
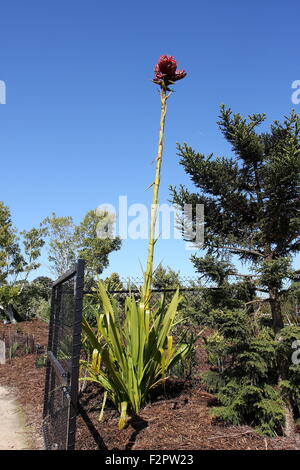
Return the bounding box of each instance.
[0,201,45,321]
[41,214,75,277]
[152,265,181,289]
[13,276,53,320]
[171,106,300,333]
[0,203,121,322]
[42,210,122,281]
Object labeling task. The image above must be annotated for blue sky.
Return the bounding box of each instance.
[0,0,299,280]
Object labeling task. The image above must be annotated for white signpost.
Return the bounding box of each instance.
[0,340,5,365]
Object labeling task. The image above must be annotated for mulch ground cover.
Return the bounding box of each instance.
[0,319,299,450]
[0,320,49,449]
[0,319,49,350]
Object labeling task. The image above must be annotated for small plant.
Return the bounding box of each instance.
[9,342,19,359]
[35,354,47,368]
[170,333,198,381]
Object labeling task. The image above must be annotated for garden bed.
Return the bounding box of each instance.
[0,320,299,451]
[0,320,49,349]
[76,381,300,450]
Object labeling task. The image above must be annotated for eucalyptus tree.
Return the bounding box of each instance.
[43,210,121,282]
[0,201,45,322]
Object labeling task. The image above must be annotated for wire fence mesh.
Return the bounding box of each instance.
[43,260,84,450]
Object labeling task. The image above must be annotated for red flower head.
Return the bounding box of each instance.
[153,55,186,89]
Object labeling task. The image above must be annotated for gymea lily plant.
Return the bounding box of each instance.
[81,56,189,429]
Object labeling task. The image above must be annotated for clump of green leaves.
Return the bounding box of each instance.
[35,354,47,368]
[12,277,52,321]
[81,281,194,429]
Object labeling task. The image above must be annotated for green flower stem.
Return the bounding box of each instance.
[143,87,170,307]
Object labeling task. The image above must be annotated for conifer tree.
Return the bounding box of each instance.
[171,106,300,333]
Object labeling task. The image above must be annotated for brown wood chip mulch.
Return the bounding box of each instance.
[0,320,299,451]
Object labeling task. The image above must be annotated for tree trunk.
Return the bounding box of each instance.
[283,403,295,437]
[7,304,17,323]
[269,292,284,333]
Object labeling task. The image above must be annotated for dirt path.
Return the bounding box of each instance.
[0,385,29,450]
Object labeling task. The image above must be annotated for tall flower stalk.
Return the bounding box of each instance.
[81,56,188,430]
[143,88,167,306]
[143,55,186,307]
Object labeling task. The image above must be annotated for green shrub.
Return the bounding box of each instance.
[202,309,300,435]
[81,281,194,429]
[211,381,285,435]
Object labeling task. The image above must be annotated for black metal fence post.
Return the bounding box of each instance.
[43,259,85,450]
[67,259,85,450]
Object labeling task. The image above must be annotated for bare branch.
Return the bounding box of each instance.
[245,298,271,305]
[213,245,266,258]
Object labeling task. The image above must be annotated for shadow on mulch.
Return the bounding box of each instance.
[148,379,186,402]
[77,402,108,450]
[76,379,189,451]
[124,416,149,450]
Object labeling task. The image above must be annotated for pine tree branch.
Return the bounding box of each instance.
[212,245,266,258]
[232,273,259,278]
[245,298,271,305]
